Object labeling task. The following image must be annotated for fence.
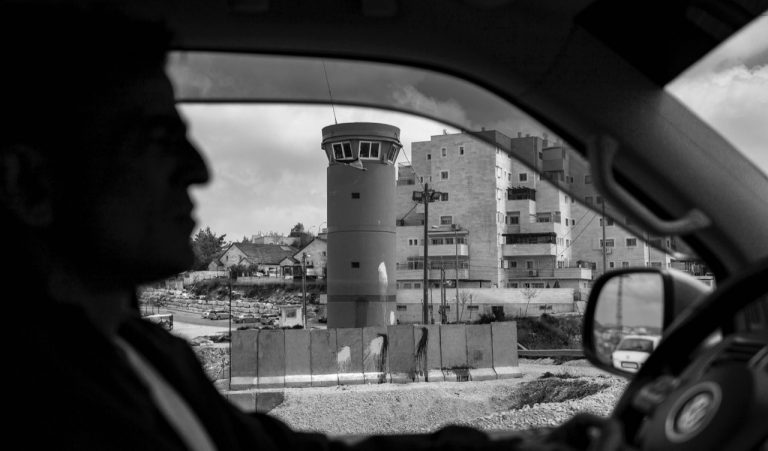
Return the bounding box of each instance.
[230,322,521,389]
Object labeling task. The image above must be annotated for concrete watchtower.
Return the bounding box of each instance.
[321,123,402,328]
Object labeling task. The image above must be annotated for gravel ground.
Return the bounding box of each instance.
[265,360,627,436]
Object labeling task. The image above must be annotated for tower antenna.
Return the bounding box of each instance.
[322,60,338,125]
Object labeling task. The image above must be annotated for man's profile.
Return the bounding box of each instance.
[1,4,621,450]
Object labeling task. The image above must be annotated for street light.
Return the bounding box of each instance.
[413,183,444,324]
[301,252,309,329]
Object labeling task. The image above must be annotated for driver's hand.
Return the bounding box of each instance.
[540,413,632,451]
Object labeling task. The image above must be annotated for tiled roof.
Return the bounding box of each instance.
[232,243,299,265]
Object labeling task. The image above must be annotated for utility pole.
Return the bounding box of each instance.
[411,183,443,325]
[440,265,447,324]
[454,224,460,323]
[423,183,429,324]
[601,200,607,276]
[301,252,308,329]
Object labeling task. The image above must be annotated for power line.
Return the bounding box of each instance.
[321,60,338,125]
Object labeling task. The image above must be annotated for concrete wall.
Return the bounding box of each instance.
[231,322,521,389]
[394,287,578,323]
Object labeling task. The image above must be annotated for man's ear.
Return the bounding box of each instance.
[0,145,54,227]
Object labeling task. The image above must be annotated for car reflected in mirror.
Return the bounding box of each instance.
[591,272,664,373]
[583,268,711,377]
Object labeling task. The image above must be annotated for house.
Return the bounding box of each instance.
[292,237,328,279]
[216,243,299,277]
[250,233,300,246]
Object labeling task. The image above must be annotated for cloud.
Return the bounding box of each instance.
[667,64,768,171]
[181,104,457,240]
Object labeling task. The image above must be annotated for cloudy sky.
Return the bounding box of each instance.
[176,16,767,242]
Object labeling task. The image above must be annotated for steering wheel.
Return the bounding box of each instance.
[610,258,768,450]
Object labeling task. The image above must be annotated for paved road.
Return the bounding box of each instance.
[154,307,230,341]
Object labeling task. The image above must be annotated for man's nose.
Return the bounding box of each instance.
[176,137,210,186]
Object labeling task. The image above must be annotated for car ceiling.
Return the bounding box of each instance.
[30,0,768,273]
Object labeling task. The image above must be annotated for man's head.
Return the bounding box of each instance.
[1,4,209,285]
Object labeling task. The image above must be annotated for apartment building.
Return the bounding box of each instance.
[396,131,592,292]
[395,130,676,292]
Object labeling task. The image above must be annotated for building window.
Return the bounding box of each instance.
[396,305,407,311]
[599,218,614,226]
[626,238,637,247]
[456,237,467,244]
[414,283,421,288]
[467,305,479,311]
[440,170,449,180]
[609,262,615,269]
[440,216,453,225]
[408,239,419,246]
[441,147,447,157]
[351,192,360,199]
[426,153,432,160]
[519,173,528,182]
[507,282,519,288]
[459,145,465,155]
[650,262,663,268]
[585,174,592,184]
[536,213,552,223]
[321,251,327,256]
[505,212,520,225]
[445,237,454,245]
[351,262,360,268]
[431,238,444,245]
[622,262,630,268]
[359,141,380,160]
[600,239,615,247]
[440,192,449,201]
[386,146,398,163]
[332,142,353,160]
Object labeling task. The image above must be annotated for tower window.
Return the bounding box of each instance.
[426,153,432,160]
[440,170,449,180]
[351,262,360,268]
[519,173,528,182]
[351,192,360,199]
[332,142,353,160]
[459,145,465,155]
[359,141,380,160]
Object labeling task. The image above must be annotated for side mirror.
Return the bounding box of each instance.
[582,268,711,376]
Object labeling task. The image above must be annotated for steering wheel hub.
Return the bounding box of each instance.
[665,381,721,443]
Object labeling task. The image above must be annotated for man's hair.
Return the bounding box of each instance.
[1,3,172,155]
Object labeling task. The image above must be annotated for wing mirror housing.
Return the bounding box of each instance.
[582,268,711,377]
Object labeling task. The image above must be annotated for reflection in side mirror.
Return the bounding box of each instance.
[591,272,664,374]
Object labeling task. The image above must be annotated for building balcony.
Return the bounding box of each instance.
[554,267,592,279]
[522,221,564,235]
[416,243,469,257]
[396,268,470,280]
[502,243,557,256]
[504,267,592,280]
[505,198,536,215]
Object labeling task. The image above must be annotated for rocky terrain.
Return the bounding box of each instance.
[260,360,626,436]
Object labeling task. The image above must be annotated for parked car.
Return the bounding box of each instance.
[233,313,258,324]
[205,310,230,321]
[611,334,661,373]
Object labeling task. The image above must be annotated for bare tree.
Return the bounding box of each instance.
[522,285,540,317]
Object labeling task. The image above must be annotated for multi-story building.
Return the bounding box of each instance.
[395,130,677,294]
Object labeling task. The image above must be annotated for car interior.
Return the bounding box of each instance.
[22,0,768,449]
